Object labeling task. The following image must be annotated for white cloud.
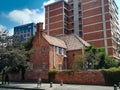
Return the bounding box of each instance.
[8,8,45,27]
[7,0,68,30]
[43,0,68,7]
[43,0,56,6]
[8,0,58,29]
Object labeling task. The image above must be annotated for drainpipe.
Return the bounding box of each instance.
[53,46,55,68]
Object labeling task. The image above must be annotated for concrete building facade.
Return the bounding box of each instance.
[45,0,120,59]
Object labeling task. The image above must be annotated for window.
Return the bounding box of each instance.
[79,11,81,14]
[27,33,30,37]
[78,4,81,7]
[41,46,46,52]
[24,34,26,37]
[58,64,62,71]
[79,31,83,37]
[57,47,63,55]
[42,63,46,70]
[64,29,68,34]
[71,3,73,6]
[71,10,74,13]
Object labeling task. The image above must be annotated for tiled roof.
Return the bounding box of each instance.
[43,33,67,48]
[58,34,90,51]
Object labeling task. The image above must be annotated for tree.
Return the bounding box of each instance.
[0,36,34,80]
[104,56,117,69]
[84,46,106,69]
[72,46,118,70]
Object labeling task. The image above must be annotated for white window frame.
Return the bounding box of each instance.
[57,47,63,55]
[58,64,62,71]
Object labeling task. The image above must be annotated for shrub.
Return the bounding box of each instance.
[102,67,120,85]
[104,56,117,69]
[48,69,57,82]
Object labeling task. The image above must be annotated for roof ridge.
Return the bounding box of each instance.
[42,33,67,48]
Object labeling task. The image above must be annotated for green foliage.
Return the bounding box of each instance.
[49,68,57,75]
[72,46,118,70]
[22,36,34,51]
[104,56,117,69]
[48,69,57,82]
[72,55,85,70]
[73,46,106,70]
[102,67,120,85]
[0,48,28,73]
[0,35,34,74]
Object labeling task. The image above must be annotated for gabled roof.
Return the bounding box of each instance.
[58,34,90,51]
[43,33,67,48]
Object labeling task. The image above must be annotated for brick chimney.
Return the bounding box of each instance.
[36,22,43,33]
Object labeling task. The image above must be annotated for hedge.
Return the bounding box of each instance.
[102,67,120,85]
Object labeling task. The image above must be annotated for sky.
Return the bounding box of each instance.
[0,0,120,36]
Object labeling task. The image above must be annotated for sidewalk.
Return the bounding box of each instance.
[0,82,119,90]
[0,82,60,90]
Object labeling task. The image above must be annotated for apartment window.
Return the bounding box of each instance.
[24,30,26,33]
[27,33,30,37]
[24,34,26,37]
[64,15,68,21]
[79,31,83,37]
[71,10,74,13]
[79,18,82,21]
[28,25,31,28]
[78,4,81,7]
[58,64,62,71]
[79,11,81,14]
[64,9,68,14]
[57,47,63,55]
[64,29,68,34]
[71,3,73,6]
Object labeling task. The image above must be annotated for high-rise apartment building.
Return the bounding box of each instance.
[14,23,36,42]
[45,0,120,59]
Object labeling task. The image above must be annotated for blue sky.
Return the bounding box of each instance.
[0,0,120,35]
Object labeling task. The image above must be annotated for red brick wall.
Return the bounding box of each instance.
[45,1,64,36]
[55,70,105,85]
[29,23,50,80]
[67,49,83,69]
[26,23,65,81]
[49,46,65,70]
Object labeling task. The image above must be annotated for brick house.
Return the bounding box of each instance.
[26,22,90,81]
[26,23,67,81]
[58,34,90,69]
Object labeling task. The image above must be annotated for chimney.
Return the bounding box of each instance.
[36,22,43,33]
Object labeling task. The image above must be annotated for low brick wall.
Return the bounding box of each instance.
[0,70,105,85]
[0,74,2,80]
[55,70,105,85]
[0,73,21,82]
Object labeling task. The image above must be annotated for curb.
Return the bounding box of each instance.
[0,86,45,90]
